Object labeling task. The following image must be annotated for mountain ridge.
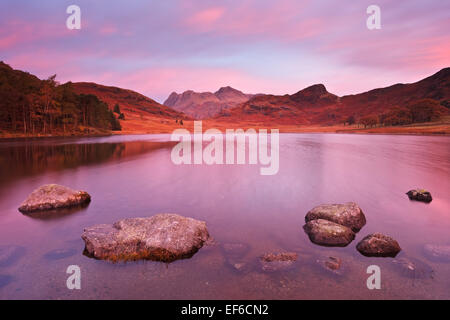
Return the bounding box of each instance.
[215,68,450,126]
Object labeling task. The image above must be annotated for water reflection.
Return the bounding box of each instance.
[0,134,449,299]
[0,140,175,188]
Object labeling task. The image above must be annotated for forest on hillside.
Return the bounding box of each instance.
[0,62,121,136]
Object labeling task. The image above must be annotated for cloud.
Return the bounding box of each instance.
[0,0,448,101]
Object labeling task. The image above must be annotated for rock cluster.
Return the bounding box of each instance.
[303,202,365,247]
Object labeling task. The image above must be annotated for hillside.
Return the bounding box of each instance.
[164,86,253,119]
[0,62,121,137]
[215,68,450,126]
[72,82,188,120]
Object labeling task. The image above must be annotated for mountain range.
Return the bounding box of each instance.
[215,68,450,125]
[1,61,449,137]
[164,86,254,119]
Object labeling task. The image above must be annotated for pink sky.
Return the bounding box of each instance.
[1,0,449,102]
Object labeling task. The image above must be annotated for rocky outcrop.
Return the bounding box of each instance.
[82,213,210,262]
[305,202,366,232]
[303,219,355,247]
[406,189,433,203]
[424,244,450,262]
[18,184,91,213]
[259,252,298,272]
[356,233,401,257]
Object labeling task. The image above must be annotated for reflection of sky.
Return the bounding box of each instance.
[1,0,449,102]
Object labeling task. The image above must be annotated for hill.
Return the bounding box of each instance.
[0,62,121,137]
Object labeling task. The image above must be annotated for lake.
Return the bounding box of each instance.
[0,133,449,299]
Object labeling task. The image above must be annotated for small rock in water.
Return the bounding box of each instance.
[305,202,366,232]
[423,244,450,262]
[316,256,344,276]
[392,257,434,279]
[18,184,91,213]
[0,245,26,268]
[303,219,355,247]
[406,189,432,203]
[259,252,298,273]
[82,213,210,262]
[356,233,401,257]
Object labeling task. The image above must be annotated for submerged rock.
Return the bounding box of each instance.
[0,274,13,288]
[406,189,432,203]
[424,244,450,262]
[18,184,91,213]
[259,252,298,272]
[303,219,355,247]
[392,257,434,279]
[221,242,251,273]
[316,256,344,276]
[356,233,401,257]
[82,213,210,262]
[222,242,250,257]
[0,245,26,268]
[305,202,366,232]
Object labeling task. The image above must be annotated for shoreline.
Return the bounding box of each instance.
[1,121,449,141]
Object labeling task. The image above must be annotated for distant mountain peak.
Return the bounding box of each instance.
[163,86,252,119]
[296,84,328,95]
[215,86,240,94]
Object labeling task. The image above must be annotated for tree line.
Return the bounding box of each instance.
[344,99,448,128]
[0,62,121,135]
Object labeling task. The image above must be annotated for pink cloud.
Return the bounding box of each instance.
[0,19,71,50]
[99,25,118,35]
[186,7,225,28]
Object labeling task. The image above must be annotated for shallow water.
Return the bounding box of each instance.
[0,133,449,299]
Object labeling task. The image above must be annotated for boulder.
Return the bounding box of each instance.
[406,189,432,203]
[305,202,366,232]
[356,233,401,257]
[259,252,298,272]
[18,184,91,213]
[82,213,210,262]
[424,244,450,262]
[303,219,355,247]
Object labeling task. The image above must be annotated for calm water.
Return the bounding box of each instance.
[0,133,449,299]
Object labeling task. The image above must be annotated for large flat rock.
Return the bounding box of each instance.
[18,184,91,213]
[82,213,210,262]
